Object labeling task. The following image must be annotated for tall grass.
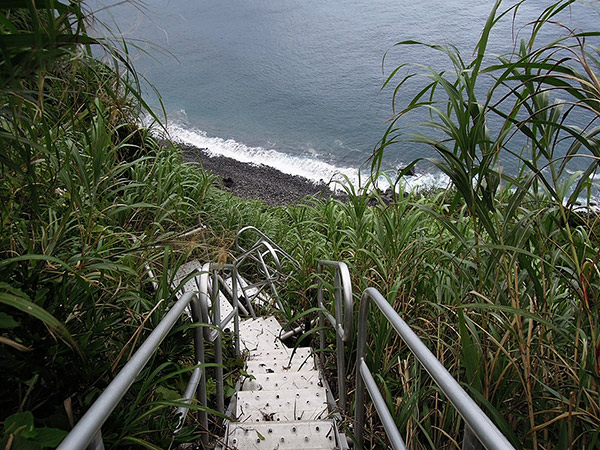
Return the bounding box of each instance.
[281,1,600,448]
[259,1,600,448]
[3,0,599,448]
[0,1,259,447]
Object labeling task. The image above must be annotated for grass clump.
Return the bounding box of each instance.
[273,1,600,448]
[0,2,265,447]
[2,0,600,449]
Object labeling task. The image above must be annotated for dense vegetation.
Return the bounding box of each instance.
[0,2,244,447]
[1,0,599,449]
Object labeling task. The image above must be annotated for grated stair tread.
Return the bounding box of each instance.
[225,275,273,308]
[226,420,336,449]
[236,387,328,423]
[172,260,235,324]
[246,346,313,362]
[239,317,285,352]
[227,314,340,449]
[241,372,324,391]
[245,356,317,375]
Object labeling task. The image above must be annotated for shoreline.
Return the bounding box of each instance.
[180,143,343,206]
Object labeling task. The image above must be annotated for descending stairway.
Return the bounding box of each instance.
[173,260,345,449]
[57,227,515,450]
[225,316,337,449]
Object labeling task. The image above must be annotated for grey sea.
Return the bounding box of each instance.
[91,0,598,189]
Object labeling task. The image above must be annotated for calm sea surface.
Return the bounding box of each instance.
[91,0,598,188]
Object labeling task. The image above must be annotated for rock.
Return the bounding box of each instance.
[178,143,345,206]
[398,165,415,177]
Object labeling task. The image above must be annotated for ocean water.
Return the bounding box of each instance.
[90,0,598,190]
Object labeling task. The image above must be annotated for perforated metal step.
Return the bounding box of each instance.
[236,388,328,423]
[239,317,285,352]
[227,314,340,449]
[225,275,273,308]
[172,260,235,324]
[226,420,336,449]
[241,371,323,391]
[246,346,313,362]
[245,356,317,375]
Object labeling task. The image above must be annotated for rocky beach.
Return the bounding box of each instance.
[180,143,342,206]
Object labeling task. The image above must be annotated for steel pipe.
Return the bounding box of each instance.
[354,287,515,450]
[58,292,196,450]
[317,260,354,414]
[359,359,407,450]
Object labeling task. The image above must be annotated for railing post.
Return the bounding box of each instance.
[317,265,326,374]
[232,265,240,357]
[317,260,353,416]
[190,294,208,445]
[256,246,285,311]
[354,290,369,448]
[212,267,225,415]
[334,269,347,414]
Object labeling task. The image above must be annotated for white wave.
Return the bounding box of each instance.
[402,171,452,191]
[166,121,362,187]
[150,114,452,193]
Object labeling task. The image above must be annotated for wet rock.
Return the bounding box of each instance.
[179,143,344,206]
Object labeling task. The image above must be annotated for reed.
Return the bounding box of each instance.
[280,0,600,447]
[3,0,599,448]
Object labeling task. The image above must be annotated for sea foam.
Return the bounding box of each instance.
[152,113,452,193]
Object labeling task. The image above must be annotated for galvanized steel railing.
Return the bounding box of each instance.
[235,226,298,312]
[354,287,516,450]
[57,228,296,450]
[317,260,353,414]
[197,262,240,416]
[57,292,207,450]
[58,227,515,450]
[178,229,297,426]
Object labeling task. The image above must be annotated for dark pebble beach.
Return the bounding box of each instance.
[180,143,342,206]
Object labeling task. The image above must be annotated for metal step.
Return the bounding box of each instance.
[236,388,329,423]
[172,260,203,294]
[225,275,273,308]
[239,317,283,335]
[239,317,285,352]
[226,420,336,449]
[172,260,235,324]
[226,314,341,450]
[245,356,317,375]
[246,346,313,362]
[241,371,324,391]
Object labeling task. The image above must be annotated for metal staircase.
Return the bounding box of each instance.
[57,226,516,450]
[225,317,338,449]
[172,228,350,449]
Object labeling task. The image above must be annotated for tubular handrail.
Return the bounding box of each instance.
[235,225,298,268]
[317,260,354,414]
[317,260,353,341]
[197,262,240,416]
[355,288,516,450]
[237,239,283,281]
[197,263,240,344]
[235,226,297,313]
[58,292,206,450]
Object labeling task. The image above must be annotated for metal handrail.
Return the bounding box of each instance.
[354,287,516,450]
[178,232,294,424]
[58,292,206,450]
[317,260,353,414]
[197,262,240,415]
[235,226,298,268]
[235,226,299,312]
